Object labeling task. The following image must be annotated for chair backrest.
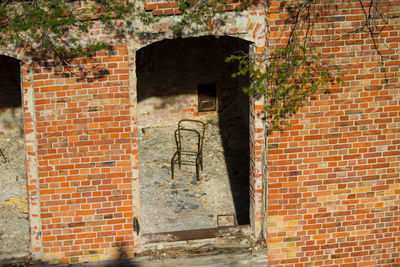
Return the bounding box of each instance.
[175,119,205,153]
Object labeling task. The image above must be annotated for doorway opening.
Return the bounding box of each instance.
[198,83,217,112]
[0,55,29,259]
[136,36,251,235]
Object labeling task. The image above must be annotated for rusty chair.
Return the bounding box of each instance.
[171,119,205,181]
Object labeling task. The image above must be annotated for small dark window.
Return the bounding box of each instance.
[198,84,217,112]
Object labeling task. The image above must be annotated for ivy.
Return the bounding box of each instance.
[1,0,392,131]
[227,39,342,131]
[0,0,135,57]
[169,0,341,131]
[171,0,249,35]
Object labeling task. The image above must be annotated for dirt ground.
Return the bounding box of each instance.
[139,112,250,234]
[0,107,30,260]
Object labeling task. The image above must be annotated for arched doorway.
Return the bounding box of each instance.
[0,55,29,259]
[135,36,251,235]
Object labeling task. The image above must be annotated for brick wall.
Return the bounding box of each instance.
[144,0,249,16]
[20,2,269,263]
[19,3,268,262]
[266,0,400,265]
[7,0,399,265]
[31,45,136,263]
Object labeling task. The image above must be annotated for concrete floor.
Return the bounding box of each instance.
[139,113,249,234]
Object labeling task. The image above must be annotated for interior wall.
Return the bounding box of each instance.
[0,55,23,136]
[136,36,250,128]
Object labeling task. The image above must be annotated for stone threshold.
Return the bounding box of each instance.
[137,225,258,258]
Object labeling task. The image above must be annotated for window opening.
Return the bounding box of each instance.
[198,84,217,112]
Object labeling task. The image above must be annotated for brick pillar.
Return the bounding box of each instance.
[31,45,135,263]
[249,96,266,237]
[247,2,268,239]
[22,59,43,258]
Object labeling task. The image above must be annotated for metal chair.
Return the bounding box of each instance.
[171,119,205,181]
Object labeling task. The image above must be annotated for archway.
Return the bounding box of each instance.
[135,36,251,235]
[0,55,29,259]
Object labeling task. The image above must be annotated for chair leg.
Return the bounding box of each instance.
[171,158,175,180]
[178,151,181,169]
[196,163,200,181]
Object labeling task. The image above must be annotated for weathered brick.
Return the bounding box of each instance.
[9,0,398,265]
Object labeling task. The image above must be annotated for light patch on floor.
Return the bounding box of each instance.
[139,113,249,234]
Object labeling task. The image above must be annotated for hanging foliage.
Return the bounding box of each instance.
[1,0,395,130]
[0,0,135,57]
[226,40,341,130]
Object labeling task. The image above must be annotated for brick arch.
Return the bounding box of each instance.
[136,33,255,52]
[15,4,268,262]
[0,53,40,258]
[129,9,258,51]
[134,35,253,127]
[129,13,269,238]
[0,50,24,62]
[0,52,41,258]
[131,33,266,241]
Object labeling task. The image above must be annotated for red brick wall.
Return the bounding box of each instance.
[20,0,268,261]
[144,0,249,16]
[17,0,400,265]
[266,0,400,265]
[32,45,136,263]
[144,0,181,16]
